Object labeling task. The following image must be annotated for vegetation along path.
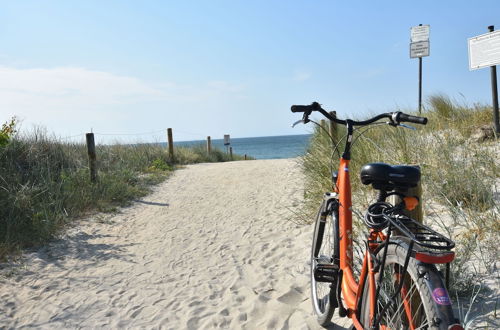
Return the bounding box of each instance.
[0,158,351,329]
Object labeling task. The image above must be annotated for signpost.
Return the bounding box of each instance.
[410,24,430,114]
[411,24,430,42]
[468,26,500,134]
[224,134,230,153]
[410,41,430,58]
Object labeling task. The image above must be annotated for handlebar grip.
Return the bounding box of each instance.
[291,105,311,113]
[291,102,321,113]
[397,113,428,125]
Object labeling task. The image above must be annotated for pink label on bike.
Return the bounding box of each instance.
[432,288,451,305]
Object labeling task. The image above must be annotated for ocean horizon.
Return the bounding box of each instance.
[162,134,312,160]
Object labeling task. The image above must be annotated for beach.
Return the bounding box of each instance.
[0,158,351,329]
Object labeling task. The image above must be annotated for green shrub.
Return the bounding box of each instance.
[0,118,17,147]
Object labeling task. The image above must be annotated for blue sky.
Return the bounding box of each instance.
[1,1,499,143]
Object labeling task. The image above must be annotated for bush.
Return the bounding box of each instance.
[0,118,17,147]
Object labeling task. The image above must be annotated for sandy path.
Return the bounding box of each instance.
[0,159,351,329]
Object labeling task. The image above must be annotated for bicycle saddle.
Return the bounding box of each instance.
[360,163,420,191]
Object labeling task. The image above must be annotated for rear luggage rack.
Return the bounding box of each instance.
[384,213,455,251]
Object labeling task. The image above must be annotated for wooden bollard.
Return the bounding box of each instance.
[320,119,327,129]
[229,147,233,160]
[329,111,337,144]
[390,165,423,224]
[86,133,97,182]
[167,128,174,158]
[207,136,211,154]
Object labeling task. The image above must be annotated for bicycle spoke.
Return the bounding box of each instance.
[376,266,431,329]
[387,280,418,325]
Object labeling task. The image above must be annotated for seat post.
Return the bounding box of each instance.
[376,190,387,202]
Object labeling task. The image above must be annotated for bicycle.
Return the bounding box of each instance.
[291,102,463,329]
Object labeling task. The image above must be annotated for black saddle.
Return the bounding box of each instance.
[360,163,420,191]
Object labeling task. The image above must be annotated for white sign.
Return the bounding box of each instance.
[223,134,230,146]
[410,41,430,58]
[411,25,430,42]
[468,30,500,70]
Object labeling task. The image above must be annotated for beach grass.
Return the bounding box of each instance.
[299,94,499,295]
[0,125,248,260]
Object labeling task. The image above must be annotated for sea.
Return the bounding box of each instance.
[173,134,312,160]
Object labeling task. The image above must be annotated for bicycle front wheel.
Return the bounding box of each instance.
[360,238,458,329]
[310,199,340,326]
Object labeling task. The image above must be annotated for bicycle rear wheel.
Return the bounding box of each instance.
[360,238,458,329]
[310,199,340,326]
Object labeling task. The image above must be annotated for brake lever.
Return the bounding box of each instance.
[385,121,416,130]
[399,123,416,130]
[291,119,304,128]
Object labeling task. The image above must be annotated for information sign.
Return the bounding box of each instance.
[410,41,430,58]
[468,30,500,70]
[223,134,230,146]
[411,25,430,42]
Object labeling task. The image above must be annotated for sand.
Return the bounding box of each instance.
[0,159,352,329]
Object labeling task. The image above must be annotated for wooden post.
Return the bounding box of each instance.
[320,119,327,129]
[329,111,337,144]
[229,147,233,160]
[86,133,97,182]
[207,136,212,154]
[167,128,174,158]
[390,166,423,224]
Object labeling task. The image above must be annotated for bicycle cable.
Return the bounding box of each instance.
[364,202,392,230]
[350,122,388,146]
[308,119,343,183]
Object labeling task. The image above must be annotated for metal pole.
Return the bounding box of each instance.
[418,56,423,114]
[488,25,500,134]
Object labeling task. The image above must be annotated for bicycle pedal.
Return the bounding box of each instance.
[314,263,339,283]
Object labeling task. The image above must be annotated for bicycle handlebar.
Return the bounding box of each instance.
[291,102,427,127]
[394,112,428,125]
[291,104,319,113]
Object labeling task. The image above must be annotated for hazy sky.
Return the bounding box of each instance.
[2,1,499,143]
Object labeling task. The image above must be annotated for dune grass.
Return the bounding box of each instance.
[0,126,248,260]
[300,94,499,295]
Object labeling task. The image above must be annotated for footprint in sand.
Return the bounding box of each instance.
[130,306,143,318]
[277,287,305,306]
[219,308,230,316]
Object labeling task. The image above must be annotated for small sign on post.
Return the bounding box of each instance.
[410,24,430,114]
[411,24,430,42]
[410,41,430,58]
[223,134,231,154]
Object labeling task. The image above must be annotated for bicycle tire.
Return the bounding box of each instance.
[360,238,458,329]
[310,200,340,326]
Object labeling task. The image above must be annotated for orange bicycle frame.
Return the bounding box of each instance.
[336,157,385,328]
